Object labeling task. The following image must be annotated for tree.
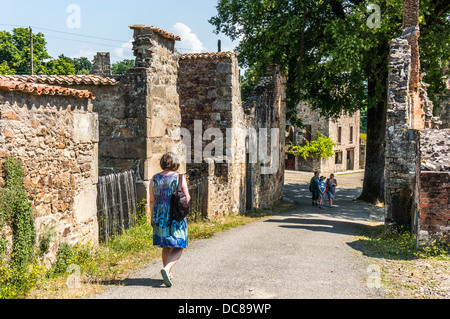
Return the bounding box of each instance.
[72,57,92,75]
[44,55,76,75]
[0,61,15,75]
[112,59,135,75]
[0,28,51,74]
[210,0,450,204]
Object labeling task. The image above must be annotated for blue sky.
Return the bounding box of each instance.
[0,0,238,63]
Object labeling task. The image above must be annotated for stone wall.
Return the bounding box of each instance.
[418,172,450,244]
[243,65,287,209]
[179,56,286,215]
[0,89,99,262]
[178,52,245,215]
[91,52,111,76]
[384,32,450,245]
[417,129,450,244]
[128,25,184,208]
[385,36,420,231]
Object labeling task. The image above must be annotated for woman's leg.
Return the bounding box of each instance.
[162,247,172,268]
[164,248,184,278]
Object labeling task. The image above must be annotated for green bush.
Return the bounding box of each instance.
[289,132,336,159]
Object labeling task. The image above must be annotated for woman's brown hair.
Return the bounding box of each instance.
[160,152,180,172]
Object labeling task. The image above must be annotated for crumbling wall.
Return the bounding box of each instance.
[178,52,245,216]
[243,65,287,209]
[0,90,99,262]
[385,36,421,231]
[385,34,450,245]
[417,129,450,244]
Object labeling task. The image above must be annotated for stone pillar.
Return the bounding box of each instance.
[126,25,183,213]
[402,0,422,129]
[384,37,420,231]
[90,52,111,77]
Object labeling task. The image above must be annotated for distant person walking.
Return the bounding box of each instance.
[318,176,326,209]
[326,174,338,208]
[310,171,320,206]
[150,152,191,287]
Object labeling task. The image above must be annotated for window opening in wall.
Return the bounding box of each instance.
[335,151,343,165]
[337,126,342,144]
[350,125,354,143]
[305,125,312,143]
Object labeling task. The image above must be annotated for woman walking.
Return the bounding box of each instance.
[326,173,338,208]
[150,152,190,287]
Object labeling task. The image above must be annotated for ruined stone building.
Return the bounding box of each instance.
[286,102,360,173]
[384,30,450,246]
[0,24,286,258]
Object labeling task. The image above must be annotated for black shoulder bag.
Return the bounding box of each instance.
[170,174,190,222]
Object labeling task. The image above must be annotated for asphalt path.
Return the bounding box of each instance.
[93,170,384,299]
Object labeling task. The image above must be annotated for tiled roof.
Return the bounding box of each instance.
[0,74,119,86]
[180,51,239,60]
[129,25,181,41]
[0,79,95,99]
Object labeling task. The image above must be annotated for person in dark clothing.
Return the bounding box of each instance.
[310,171,320,206]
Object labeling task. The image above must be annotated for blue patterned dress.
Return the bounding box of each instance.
[152,173,188,248]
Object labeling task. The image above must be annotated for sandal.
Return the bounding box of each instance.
[161,269,172,287]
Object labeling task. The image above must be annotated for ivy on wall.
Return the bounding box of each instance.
[0,156,36,268]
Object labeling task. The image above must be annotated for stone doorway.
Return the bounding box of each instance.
[346,149,355,171]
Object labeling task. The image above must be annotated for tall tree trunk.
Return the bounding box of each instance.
[358,67,388,204]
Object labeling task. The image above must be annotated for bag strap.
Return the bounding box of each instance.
[177,174,183,192]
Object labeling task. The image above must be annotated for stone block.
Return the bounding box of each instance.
[73,112,99,143]
[0,111,21,121]
[147,118,166,138]
[73,185,97,224]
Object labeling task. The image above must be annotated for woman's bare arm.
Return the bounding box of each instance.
[181,175,191,203]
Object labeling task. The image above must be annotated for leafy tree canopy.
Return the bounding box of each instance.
[0,28,94,75]
[112,59,135,75]
[210,0,450,120]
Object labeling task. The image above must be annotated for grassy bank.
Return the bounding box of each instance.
[353,224,450,299]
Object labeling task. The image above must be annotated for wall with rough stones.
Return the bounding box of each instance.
[385,36,421,232]
[418,171,450,244]
[178,52,245,216]
[417,129,450,244]
[384,32,450,245]
[179,57,287,215]
[71,26,184,214]
[128,25,184,210]
[242,65,287,210]
[0,90,99,263]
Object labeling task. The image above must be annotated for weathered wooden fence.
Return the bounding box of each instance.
[97,171,137,242]
[187,176,208,221]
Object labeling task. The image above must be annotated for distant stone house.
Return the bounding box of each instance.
[286,101,360,173]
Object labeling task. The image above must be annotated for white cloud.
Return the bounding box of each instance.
[115,39,134,60]
[172,22,204,53]
[70,47,97,60]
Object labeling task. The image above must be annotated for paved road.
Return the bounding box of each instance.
[93,170,384,299]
